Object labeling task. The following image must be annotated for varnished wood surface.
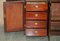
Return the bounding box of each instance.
[26,2,48,11]
[25,21,47,29]
[50,22,60,30]
[4,2,23,32]
[26,29,47,36]
[51,3,60,20]
[26,12,48,20]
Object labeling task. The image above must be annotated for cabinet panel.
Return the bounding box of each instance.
[4,2,23,32]
[26,12,47,20]
[26,2,48,11]
[50,31,60,35]
[26,29,47,36]
[50,22,60,30]
[25,21,47,29]
[51,3,60,20]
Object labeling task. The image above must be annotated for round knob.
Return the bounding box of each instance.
[35,14,38,17]
[35,22,38,25]
[35,5,38,8]
[35,30,38,34]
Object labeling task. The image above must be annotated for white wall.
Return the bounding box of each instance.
[0,0,6,25]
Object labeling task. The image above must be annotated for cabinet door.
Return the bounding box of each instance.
[4,2,23,32]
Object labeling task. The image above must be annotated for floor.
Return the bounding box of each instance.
[0,25,60,41]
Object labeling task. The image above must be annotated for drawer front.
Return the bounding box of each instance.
[51,22,60,30]
[26,29,47,36]
[25,21,47,28]
[26,12,47,20]
[51,3,60,20]
[26,2,48,11]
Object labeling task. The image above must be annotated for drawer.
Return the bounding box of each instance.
[51,3,60,20]
[25,21,47,29]
[50,22,60,30]
[26,2,48,11]
[26,29,47,36]
[26,12,47,20]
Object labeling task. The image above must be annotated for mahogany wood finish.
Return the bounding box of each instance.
[4,0,50,37]
[26,12,48,20]
[25,21,47,29]
[25,1,48,36]
[26,2,48,11]
[26,29,47,36]
[4,2,23,32]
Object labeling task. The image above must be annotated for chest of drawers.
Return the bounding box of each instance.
[25,1,49,36]
[4,0,50,37]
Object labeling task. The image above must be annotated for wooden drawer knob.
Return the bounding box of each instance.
[35,22,38,25]
[35,30,38,34]
[35,5,38,8]
[35,14,38,17]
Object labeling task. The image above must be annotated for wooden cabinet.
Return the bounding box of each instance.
[4,2,23,32]
[26,2,48,11]
[26,29,47,36]
[3,0,50,37]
